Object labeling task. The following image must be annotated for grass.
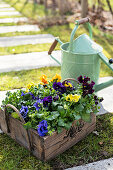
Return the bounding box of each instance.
[0,43,60,56]
[0,67,61,91]
[4,0,47,20]
[0,113,112,169]
[0,15,22,18]
[0,22,28,26]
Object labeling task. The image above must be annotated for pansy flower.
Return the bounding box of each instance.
[20,106,28,119]
[66,94,81,102]
[34,99,43,111]
[51,74,61,82]
[43,96,52,107]
[26,82,35,89]
[40,74,48,84]
[37,120,48,137]
[62,81,74,91]
[53,82,66,94]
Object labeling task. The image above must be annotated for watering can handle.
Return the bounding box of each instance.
[48,39,58,55]
[69,17,92,52]
[76,17,90,25]
[48,37,62,65]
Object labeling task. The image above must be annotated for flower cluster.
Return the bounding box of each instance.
[78,75,95,97]
[2,74,103,137]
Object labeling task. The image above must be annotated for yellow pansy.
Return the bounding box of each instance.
[64,82,73,88]
[51,74,61,82]
[26,82,35,89]
[66,94,81,102]
[40,74,48,84]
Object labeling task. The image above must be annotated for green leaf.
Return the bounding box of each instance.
[57,127,62,133]
[52,102,59,107]
[81,113,91,122]
[24,122,32,129]
[64,122,72,130]
[73,114,81,120]
[47,112,59,120]
[58,106,64,112]
[11,112,20,120]
[58,118,65,126]
[37,113,44,118]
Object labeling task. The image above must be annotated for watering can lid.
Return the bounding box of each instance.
[70,34,103,54]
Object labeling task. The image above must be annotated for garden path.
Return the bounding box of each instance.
[67,158,113,170]
[0,17,28,23]
[0,50,61,72]
[0,34,55,47]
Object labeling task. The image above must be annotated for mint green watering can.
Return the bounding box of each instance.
[48,17,113,92]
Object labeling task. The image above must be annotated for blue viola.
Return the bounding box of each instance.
[37,120,48,137]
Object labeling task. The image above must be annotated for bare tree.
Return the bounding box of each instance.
[57,0,71,15]
[106,0,113,15]
[81,0,88,18]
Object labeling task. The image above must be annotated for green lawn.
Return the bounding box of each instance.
[0,113,113,169]
[4,0,47,20]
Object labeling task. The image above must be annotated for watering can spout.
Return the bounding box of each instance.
[95,52,113,92]
[48,37,63,66]
[95,78,113,92]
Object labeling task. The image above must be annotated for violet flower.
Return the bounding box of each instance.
[20,106,28,119]
[43,96,52,107]
[21,92,25,96]
[37,120,48,137]
[77,75,95,97]
[53,82,66,94]
[34,99,43,111]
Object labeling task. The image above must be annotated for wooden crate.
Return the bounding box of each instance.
[0,104,96,161]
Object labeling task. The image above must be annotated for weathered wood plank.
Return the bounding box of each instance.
[0,109,8,133]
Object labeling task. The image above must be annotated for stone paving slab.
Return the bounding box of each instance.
[0,7,15,11]
[0,4,10,8]
[0,50,61,73]
[66,158,113,170]
[0,11,21,16]
[0,25,40,33]
[0,17,28,23]
[97,77,113,115]
[0,34,55,47]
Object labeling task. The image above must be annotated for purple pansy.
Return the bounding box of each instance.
[43,96,52,107]
[21,92,25,96]
[53,82,66,94]
[37,120,48,137]
[34,99,43,111]
[94,95,104,105]
[78,75,90,83]
[20,106,28,119]
[62,80,74,91]
[77,75,95,97]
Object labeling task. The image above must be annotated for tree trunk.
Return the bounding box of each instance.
[57,0,71,15]
[106,0,113,15]
[81,0,88,18]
